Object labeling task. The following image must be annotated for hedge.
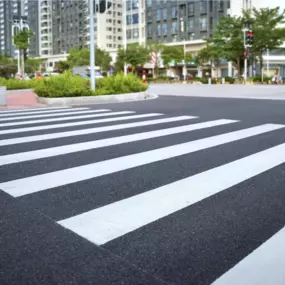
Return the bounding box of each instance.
[33,72,148,98]
[0,78,39,90]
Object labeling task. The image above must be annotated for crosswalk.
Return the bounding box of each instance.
[1,106,285,284]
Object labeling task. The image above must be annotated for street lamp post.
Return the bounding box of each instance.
[123,0,127,75]
[89,0,96,91]
[11,17,29,77]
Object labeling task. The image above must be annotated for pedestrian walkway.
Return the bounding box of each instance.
[1,106,285,284]
[0,90,45,109]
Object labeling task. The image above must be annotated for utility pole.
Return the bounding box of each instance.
[11,17,29,77]
[123,0,127,75]
[89,0,96,91]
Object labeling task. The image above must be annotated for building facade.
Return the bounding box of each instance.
[146,0,230,44]
[0,0,28,57]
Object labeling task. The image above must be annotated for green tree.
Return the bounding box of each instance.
[96,48,112,71]
[244,7,285,73]
[13,29,33,75]
[147,41,165,77]
[208,15,245,75]
[160,45,184,67]
[67,47,112,71]
[25,58,43,73]
[55,60,70,73]
[67,48,90,67]
[116,44,151,72]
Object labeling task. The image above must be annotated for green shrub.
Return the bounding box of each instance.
[224,76,235,84]
[34,72,148,98]
[0,78,39,90]
[94,73,148,95]
[34,71,92,97]
[249,75,271,83]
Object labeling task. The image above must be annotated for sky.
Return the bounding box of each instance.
[257,0,285,9]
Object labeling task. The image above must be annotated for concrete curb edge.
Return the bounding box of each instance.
[37,90,158,106]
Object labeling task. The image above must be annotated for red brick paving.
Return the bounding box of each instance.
[0,90,46,109]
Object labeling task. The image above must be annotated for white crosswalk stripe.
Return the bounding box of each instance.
[212,225,285,285]
[0,119,237,166]
[0,107,285,284]
[0,109,110,122]
[0,111,135,127]
[0,107,91,118]
[0,123,282,197]
[58,141,285,245]
[0,113,165,135]
[0,106,71,113]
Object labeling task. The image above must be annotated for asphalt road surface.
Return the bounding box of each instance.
[2,92,285,285]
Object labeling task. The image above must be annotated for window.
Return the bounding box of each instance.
[172,6,178,18]
[127,29,132,39]
[156,9,161,21]
[217,0,224,11]
[147,0,152,7]
[200,1,206,13]
[126,15,131,25]
[157,23,161,36]
[200,15,207,30]
[126,0,131,11]
[132,13,139,24]
[147,23,152,36]
[162,23,167,35]
[163,8,167,19]
[188,3,194,15]
[132,28,139,38]
[132,0,138,9]
[188,18,194,31]
[171,21,178,34]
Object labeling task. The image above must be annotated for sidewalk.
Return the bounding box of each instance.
[0,90,46,109]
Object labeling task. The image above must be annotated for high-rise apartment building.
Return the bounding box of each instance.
[146,0,230,44]
[126,0,145,45]
[0,0,28,57]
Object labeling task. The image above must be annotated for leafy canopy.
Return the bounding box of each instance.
[116,44,150,70]
[67,48,112,71]
[160,45,184,66]
[13,29,33,50]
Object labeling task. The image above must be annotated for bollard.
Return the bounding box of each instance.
[208,78,211,85]
[0,86,7,106]
[222,78,225,84]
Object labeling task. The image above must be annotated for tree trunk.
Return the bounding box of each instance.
[259,54,264,78]
[236,57,241,77]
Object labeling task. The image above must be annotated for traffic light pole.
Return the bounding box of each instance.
[89,0,96,91]
[243,29,247,82]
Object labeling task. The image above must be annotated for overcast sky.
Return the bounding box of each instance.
[258,0,285,9]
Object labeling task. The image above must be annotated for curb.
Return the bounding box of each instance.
[37,91,158,106]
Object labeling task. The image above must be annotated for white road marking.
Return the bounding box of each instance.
[212,226,285,285]
[0,107,71,113]
[0,107,92,118]
[0,111,134,127]
[0,119,237,165]
[0,109,111,123]
[58,140,285,245]
[0,113,166,135]
[0,115,190,146]
[1,124,283,197]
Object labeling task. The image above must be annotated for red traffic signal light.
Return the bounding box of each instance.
[245,30,254,47]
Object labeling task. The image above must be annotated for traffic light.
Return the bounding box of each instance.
[245,31,254,47]
[96,0,112,13]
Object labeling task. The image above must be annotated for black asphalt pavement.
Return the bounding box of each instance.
[1,93,285,285]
